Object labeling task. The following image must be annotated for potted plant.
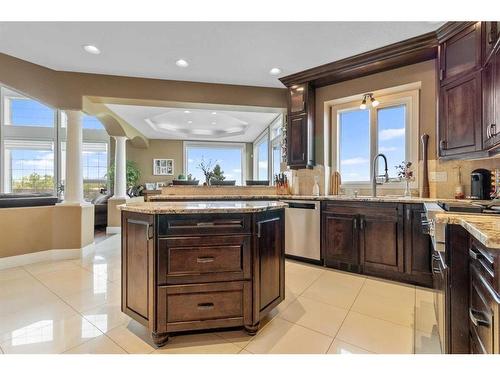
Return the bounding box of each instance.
[396,161,414,197]
[106,160,141,191]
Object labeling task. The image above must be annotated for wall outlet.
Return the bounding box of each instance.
[429,171,448,182]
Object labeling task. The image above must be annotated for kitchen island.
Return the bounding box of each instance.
[119,201,286,347]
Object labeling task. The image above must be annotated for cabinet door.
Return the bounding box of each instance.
[287,114,308,167]
[121,212,155,328]
[322,212,359,269]
[404,205,432,286]
[440,22,482,84]
[483,21,500,63]
[360,208,404,274]
[493,46,500,148]
[439,71,482,156]
[483,53,496,149]
[255,211,285,314]
[288,84,307,116]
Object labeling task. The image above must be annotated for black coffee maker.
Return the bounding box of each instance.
[470,169,491,200]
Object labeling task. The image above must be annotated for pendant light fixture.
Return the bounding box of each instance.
[359,93,379,109]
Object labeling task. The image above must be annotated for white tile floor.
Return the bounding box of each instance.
[0,234,441,354]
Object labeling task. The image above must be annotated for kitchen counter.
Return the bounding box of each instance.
[149,194,451,204]
[435,212,500,250]
[119,200,287,214]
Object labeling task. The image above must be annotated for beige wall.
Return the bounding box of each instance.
[0,205,94,259]
[125,139,255,186]
[127,139,184,185]
[316,59,437,165]
[0,52,287,112]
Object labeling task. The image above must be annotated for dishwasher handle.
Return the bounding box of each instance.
[286,202,317,210]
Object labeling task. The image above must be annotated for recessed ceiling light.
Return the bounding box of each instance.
[176,59,189,68]
[83,44,100,55]
[188,120,193,124]
[211,112,217,115]
[211,122,216,125]
[269,67,282,76]
[184,110,190,114]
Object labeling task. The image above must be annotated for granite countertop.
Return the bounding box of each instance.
[149,194,455,204]
[435,212,500,250]
[119,200,287,214]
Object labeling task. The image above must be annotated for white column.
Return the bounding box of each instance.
[112,136,128,199]
[62,110,84,204]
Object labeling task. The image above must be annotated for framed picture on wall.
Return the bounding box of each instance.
[153,159,174,176]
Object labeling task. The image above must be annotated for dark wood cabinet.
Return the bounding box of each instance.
[321,201,429,287]
[121,208,285,346]
[286,83,315,169]
[483,46,500,150]
[359,206,403,275]
[439,71,483,157]
[404,205,432,286]
[439,22,482,85]
[437,21,500,159]
[483,21,500,63]
[121,212,155,330]
[255,211,285,315]
[322,211,359,271]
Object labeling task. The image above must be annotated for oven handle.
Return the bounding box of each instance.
[469,308,490,327]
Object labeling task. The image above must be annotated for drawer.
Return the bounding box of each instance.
[469,267,494,354]
[321,201,399,218]
[469,238,499,295]
[158,235,251,284]
[162,281,250,324]
[157,213,251,236]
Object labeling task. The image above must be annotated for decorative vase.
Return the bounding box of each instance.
[404,180,411,197]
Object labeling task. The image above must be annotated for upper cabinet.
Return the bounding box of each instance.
[439,23,482,85]
[483,45,500,150]
[286,83,315,169]
[437,21,500,159]
[484,21,500,63]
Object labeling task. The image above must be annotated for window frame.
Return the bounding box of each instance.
[183,140,247,185]
[252,129,270,181]
[331,89,419,189]
[0,85,110,198]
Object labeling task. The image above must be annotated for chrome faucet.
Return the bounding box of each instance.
[372,153,389,197]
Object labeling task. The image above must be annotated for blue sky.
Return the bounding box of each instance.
[186,147,243,185]
[339,105,405,182]
[7,99,107,187]
[10,98,104,129]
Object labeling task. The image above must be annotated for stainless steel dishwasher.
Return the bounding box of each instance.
[282,200,321,263]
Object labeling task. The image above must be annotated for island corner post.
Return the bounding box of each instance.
[120,203,285,347]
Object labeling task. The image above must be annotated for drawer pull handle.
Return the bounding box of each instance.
[469,308,489,327]
[197,222,216,227]
[197,302,215,310]
[196,256,215,263]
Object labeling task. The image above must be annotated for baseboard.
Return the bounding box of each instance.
[106,226,121,234]
[0,248,81,270]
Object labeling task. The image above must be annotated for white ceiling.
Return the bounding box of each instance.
[0,22,444,88]
[106,103,282,142]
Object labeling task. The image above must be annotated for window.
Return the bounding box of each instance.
[3,140,55,193]
[184,142,245,185]
[338,109,370,182]
[253,132,269,181]
[0,85,110,197]
[270,118,283,179]
[332,88,418,186]
[3,90,55,128]
[60,142,109,201]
